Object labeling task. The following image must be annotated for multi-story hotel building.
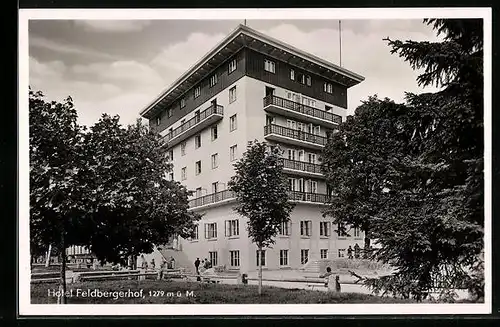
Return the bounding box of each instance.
[139,24,365,273]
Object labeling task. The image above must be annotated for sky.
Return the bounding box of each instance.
[28,18,442,128]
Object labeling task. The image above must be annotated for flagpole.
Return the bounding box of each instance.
[339,20,342,67]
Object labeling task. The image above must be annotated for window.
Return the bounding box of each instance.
[209,74,218,87]
[301,249,309,264]
[290,69,295,80]
[264,59,275,73]
[212,181,219,193]
[192,225,199,240]
[228,59,237,73]
[181,142,186,156]
[229,114,237,132]
[167,150,173,161]
[180,98,186,108]
[354,227,361,238]
[169,172,174,181]
[325,105,332,112]
[279,220,291,236]
[320,249,328,259]
[230,250,240,267]
[280,250,289,266]
[205,223,217,239]
[338,249,346,258]
[225,219,239,237]
[211,125,218,141]
[195,187,202,197]
[155,116,161,126]
[211,153,218,169]
[209,251,218,266]
[195,161,202,175]
[256,250,266,266]
[230,144,238,161]
[324,82,333,94]
[306,75,312,86]
[320,222,330,237]
[194,86,201,98]
[195,134,202,148]
[300,220,312,237]
[181,167,187,180]
[229,86,237,103]
[167,108,173,118]
[308,153,317,164]
[337,223,348,238]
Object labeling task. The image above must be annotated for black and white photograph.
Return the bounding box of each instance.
[18,8,492,316]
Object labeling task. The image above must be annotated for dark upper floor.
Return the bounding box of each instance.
[142,24,364,134]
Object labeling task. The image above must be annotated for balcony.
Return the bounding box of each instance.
[161,104,224,148]
[189,190,236,210]
[263,95,342,128]
[282,158,325,179]
[264,124,328,150]
[288,191,330,205]
[188,189,329,210]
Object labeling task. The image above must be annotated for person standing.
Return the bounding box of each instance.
[347,245,353,259]
[354,243,360,259]
[319,267,333,288]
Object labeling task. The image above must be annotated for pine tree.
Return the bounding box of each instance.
[322,19,484,301]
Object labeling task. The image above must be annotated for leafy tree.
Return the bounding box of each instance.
[30,91,199,303]
[322,19,484,301]
[321,96,412,254]
[30,90,85,303]
[80,115,200,267]
[228,141,295,295]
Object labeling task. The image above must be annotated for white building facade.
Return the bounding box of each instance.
[140,25,365,273]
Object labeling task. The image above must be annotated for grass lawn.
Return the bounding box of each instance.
[31,279,414,304]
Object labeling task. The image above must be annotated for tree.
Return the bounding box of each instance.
[321,96,412,255]
[322,19,484,301]
[80,115,200,267]
[30,90,85,303]
[30,91,200,303]
[228,141,295,295]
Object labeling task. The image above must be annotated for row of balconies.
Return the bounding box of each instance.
[161,95,340,149]
[188,189,330,210]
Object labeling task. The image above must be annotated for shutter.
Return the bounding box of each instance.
[236,220,239,236]
[204,224,208,239]
[225,220,229,237]
[214,223,217,238]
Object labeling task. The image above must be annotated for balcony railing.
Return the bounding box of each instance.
[189,189,329,208]
[288,191,330,203]
[264,124,329,147]
[189,189,235,208]
[264,95,342,125]
[162,104,224,144]
[282,158,323,175]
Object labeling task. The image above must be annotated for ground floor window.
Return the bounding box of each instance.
[209,251,218,267]
[279,249,289,266]
[256,250,266,267]
[301,249,309,264]
[320,249,328,259]
[338,248,346,258]
[230,250,240,267]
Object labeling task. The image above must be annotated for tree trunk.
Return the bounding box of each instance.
[45,244,52,267]
[59,232,67,304]
[258,246,263,296]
